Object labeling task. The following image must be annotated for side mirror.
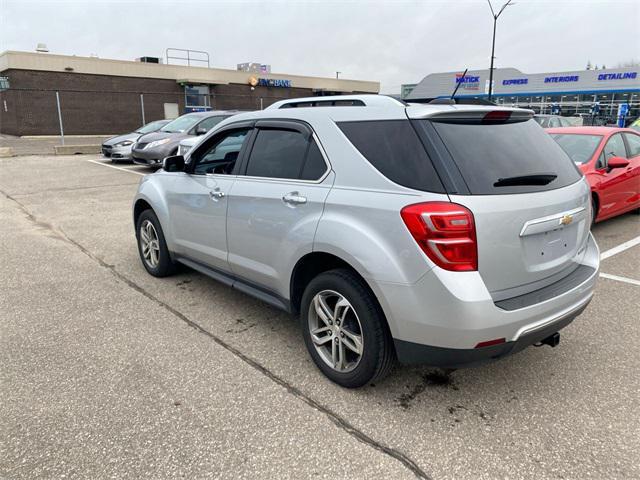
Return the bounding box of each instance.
[163,155,185,172]
[195,127,207,136]
[608,156,629,169]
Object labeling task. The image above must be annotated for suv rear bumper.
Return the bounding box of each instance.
[371,232,599,365]
[394,295,589,367]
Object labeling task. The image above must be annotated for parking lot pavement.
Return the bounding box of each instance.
[1,154,639,480]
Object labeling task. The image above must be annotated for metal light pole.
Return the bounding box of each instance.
[487,0,514,102]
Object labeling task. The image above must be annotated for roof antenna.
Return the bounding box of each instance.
[429,68,467,105]
[450,68,468,100]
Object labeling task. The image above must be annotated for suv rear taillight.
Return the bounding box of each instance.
[400,202,478,272]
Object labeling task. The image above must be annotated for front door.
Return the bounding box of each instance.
[166,127,252,271]
[597,133,636,218]
[226,122,333,298]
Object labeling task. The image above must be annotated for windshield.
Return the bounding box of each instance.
[161,115,201,133]
[428,118,582,194]
[550,134,602,164]
[136,120,166,134]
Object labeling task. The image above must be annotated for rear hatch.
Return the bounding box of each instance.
[408,107,591,299]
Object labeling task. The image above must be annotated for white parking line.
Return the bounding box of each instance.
[599,273,640,287]
[599,236,640,260]
[86,159,146,176]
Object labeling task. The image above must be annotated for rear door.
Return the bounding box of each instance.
[410,111,590,299]
[226,120,334,297]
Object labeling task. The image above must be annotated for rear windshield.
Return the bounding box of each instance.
[429,118,582,194]
[550,134,602,164]
[337,120,445,193]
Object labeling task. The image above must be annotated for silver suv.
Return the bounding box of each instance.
[133,95,599,388]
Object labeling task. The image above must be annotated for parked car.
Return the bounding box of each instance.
[177,136,201,156]
[101,119,170,163]
[133,95,599,388]
[548,126,640,223]
[534,114,573,128]
[132,111,240,167]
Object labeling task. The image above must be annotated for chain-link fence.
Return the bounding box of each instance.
[0,88,306,139]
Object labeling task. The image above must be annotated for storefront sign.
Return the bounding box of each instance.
[249,76,292,88]
[502,78,528,85]
[544,75,579,83]
[597,72,637,81]
[455,73,480,90]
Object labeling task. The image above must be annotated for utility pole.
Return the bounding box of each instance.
[336,71,341,79]
[487,0,514,102]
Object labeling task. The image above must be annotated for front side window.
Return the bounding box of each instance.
[623,133,640,157]
[245,129,326,180]
[603,134,627,163]
[191,129,250,175]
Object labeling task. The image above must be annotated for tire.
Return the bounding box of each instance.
[135,209,177,277]
[300,269,395,388]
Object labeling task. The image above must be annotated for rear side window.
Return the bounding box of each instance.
[429,119,582,194]
[300,142,327,180]
[245,129,327,180]
[338,120,445,193]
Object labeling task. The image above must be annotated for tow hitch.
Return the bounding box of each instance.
[539,332,560,348]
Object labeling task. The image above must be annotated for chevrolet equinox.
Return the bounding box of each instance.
[132,95,599,388]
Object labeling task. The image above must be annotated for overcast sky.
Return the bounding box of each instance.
[1,0,638,92]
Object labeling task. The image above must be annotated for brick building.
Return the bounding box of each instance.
[0,51,379,136]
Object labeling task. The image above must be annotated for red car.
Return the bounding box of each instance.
[547,126,640,223]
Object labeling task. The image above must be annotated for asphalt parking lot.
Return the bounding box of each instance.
[1,154,639,480]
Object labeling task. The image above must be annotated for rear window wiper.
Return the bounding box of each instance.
[493,173,557,187]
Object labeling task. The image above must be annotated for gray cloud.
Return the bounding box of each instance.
[1,0,638,93]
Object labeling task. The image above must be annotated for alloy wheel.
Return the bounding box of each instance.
[308,290,364,373]
[140,219,160,268]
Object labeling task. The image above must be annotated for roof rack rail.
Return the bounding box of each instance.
[266,94,406,110]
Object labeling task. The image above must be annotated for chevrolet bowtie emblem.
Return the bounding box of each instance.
[560,214,573,226]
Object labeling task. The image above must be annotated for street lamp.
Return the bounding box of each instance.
[487,0,515,102]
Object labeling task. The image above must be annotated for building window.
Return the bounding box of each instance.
[185,85,210,109]
[0,76,9,91]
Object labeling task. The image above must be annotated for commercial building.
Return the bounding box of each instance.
[406,66,639,120]
[0,50,379,136]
